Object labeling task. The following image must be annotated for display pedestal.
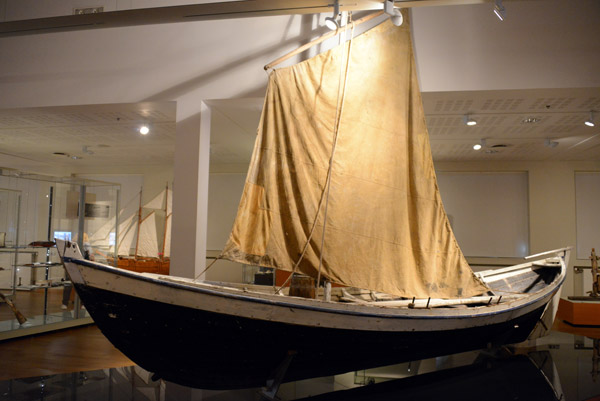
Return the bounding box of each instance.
[557,297,600,326]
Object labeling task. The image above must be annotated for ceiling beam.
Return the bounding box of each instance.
[0,0,492,37]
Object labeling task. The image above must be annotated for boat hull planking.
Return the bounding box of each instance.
[74,281,548,389]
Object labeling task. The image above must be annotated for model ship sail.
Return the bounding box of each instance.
[222,19,488,298]
[115,185,172,259]
[145,185,172,258]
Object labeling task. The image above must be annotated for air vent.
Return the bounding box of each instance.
[73,7,104,15]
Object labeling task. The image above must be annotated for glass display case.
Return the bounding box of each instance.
[0,169,119,340]
[0,188,21,298]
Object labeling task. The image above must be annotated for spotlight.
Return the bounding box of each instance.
[585,111,595,127]
[139,125,150,135]
[325,0,340,30]
[494,0,506,21]
[384,0,403,27]
[463,115,477,126]
[473,138,486,150]
[544,138,559,148]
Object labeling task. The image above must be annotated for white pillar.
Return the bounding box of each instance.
[170,102,211,279]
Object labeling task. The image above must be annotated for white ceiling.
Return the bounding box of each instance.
[1,86,599,175]
[209,87,600,172]
[0,1,598,175]
[0,102,176,173]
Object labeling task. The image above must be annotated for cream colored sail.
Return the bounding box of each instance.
[117,215,137,256]
[144,189,165,210]
[222,18,488,298]
[142,186,172,258]
[137,212,159,257]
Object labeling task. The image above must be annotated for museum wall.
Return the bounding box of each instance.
[436,160,600,298]
[202,161,600,298]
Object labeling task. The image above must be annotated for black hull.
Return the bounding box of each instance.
[75,283,547,390]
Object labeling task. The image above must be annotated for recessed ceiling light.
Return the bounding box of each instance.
[139,125,150,135]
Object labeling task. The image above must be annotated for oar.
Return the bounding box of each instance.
[0,292,27,325]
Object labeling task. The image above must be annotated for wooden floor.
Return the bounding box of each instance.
[0,325,133,381]
[0,287,132,381]
[1,286,76,321]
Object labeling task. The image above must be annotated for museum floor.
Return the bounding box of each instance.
[0,321,599,400]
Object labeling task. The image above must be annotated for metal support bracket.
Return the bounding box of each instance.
[259,350,297,401]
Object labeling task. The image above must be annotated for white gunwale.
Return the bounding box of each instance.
[60,246,567,333]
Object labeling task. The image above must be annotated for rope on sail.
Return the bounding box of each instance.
[316,18,355,290]
[275,15,356,295]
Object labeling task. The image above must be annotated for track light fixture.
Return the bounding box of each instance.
[544,138,559,148]
[585,111,595,127]
[384,0,403,27]
[463,115,477,126]
[325,0,340,30]
[494,0,506,21]
[473,138,486,151]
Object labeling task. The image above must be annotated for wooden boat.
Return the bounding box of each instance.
[57,239,567,389]
[56,13,569,391]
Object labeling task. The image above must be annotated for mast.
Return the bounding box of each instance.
[133,187,143,260]
[161,182,169,260]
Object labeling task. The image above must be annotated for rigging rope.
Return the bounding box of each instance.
[316,17,355,290]
[275,15,356,295]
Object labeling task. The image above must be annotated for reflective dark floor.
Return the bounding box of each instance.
[1,330,600,401]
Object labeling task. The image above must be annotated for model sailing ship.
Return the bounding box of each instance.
[57,14,569,390]
[90,185,172,274]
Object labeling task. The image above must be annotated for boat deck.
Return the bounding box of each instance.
[168,256,564,310]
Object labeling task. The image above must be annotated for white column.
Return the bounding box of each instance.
[170,102,211,279]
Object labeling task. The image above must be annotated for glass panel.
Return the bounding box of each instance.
[0,169,119,339]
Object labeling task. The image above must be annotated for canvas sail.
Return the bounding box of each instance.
[222,18,488,298]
